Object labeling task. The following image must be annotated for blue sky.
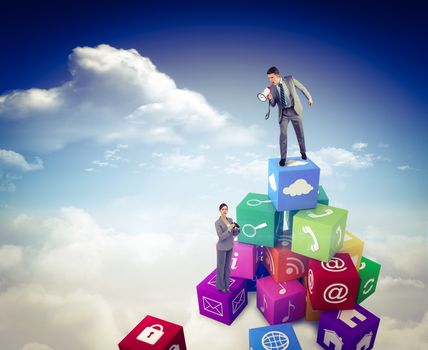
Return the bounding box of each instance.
[0,1,427,350]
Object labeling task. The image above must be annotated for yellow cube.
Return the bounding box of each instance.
[338,231,364,268]
[305,292,322,321]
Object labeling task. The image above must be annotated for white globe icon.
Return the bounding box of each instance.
[261,331,290,350]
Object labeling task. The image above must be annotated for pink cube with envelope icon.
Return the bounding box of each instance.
[230,240,259,279]
[256,275,306,325]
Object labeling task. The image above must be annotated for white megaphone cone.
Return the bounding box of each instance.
[257,86,271,102]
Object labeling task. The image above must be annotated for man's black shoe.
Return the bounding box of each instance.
[301,152,307,160]
[279,158,286,167]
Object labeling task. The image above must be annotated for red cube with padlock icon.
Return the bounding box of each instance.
[307,253,360,311]
[118,315,186,350]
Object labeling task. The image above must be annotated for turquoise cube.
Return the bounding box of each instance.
[249,323,302,350]
[268,157,320,211]
[236,193,283,248]
[317,185,329,205]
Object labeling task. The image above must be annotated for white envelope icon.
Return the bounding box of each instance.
[203,296,224,317]
[232,289,246,314]
[207,275,235,288]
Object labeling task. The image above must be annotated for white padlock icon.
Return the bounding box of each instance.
[137,324,164,345]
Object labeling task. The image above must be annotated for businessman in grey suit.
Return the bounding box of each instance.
[267,66,313,166]
[215,203,240,292]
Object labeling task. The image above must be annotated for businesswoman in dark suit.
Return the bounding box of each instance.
[215,203,240,293]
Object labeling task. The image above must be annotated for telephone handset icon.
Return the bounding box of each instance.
[307,208,333,219]
[302,226,320,252]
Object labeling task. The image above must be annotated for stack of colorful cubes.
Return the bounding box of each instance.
[197,157,382,349]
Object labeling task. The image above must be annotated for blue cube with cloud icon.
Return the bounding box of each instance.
[249,323,302,350]
[268,157,320,211]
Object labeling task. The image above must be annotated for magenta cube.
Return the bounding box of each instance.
[196,269,248,325]
[256,276,306,325]
[230,241,259,279]
[317,304,380,350]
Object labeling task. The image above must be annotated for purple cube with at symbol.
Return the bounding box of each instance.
[317,304,380,350]
[196,269,247,325]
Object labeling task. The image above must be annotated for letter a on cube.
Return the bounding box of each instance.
[307,253,360,311]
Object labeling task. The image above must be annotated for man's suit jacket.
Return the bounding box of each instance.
[269,75,312,123]
[215,217,240,251]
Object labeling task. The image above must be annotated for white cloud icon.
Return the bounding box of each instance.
[283,179,314,197]
[285,160,308,167]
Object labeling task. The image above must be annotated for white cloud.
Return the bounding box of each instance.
[159,153,206,171]
[285,160,308,167]
[378,143,389,148]
[307,147,375,176]
[397,165,412,171]
[0,44,262,153]
[0,207,427,350]
[352,142,368,151]
[224,158,267,180]
[244,152,261,158]
[283,179,314,196]
[0,149,43,192]
[214,124,265,147]
[360,227,428,283]
[91,144,130,169]
[0,245,23,270]
[267,144,278,150]
[0,149,43,172]
[0,172,19,192]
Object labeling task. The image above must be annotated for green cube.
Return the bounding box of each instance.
[236,192,283,247]
[291,203,348,262]
[357,256,381,303]
[285,185,329,233]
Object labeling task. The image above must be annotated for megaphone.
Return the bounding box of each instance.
[257,87,271,102]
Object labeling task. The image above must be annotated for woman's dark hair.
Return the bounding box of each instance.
[219,203,228,211]
[267,66,280,75]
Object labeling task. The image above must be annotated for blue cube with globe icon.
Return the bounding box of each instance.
[249,323,302,350]
[268,157,320,211]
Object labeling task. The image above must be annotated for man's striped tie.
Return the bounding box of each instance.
[279,83,287,107]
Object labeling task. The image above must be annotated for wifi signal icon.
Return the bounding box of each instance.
[285,257,305,276]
